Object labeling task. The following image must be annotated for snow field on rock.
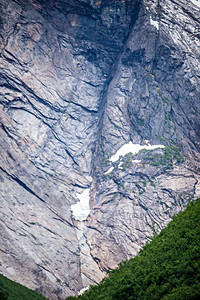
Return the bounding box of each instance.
[109,142,165,163]
[71,188,91,221]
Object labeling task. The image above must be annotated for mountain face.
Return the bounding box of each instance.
[0,0,200,299]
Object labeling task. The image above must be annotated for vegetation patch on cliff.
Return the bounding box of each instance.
[141,145,183,168]
[0,274,47,300]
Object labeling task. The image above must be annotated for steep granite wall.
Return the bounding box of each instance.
[0,0,200,298]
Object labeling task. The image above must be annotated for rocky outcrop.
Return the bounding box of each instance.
[0,0,200,298]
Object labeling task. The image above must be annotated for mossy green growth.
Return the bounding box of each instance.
[137,118,144,126]
[0,274,47,300]
[155,135,169,142]
[164,146,183,163]
[102,155,109,167]
[143,146,183,167]
[121,152,133,170]
[67,198,200,300]
[162,96,170,105]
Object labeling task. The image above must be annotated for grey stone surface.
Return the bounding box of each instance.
[0,0,200,298]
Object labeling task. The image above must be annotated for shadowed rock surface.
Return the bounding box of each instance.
[0,0,200,298]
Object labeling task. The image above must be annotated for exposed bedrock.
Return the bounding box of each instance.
[0,0,200,298]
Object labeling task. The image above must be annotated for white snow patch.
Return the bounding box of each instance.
[119,159,140,169]
[132,160,141,164]
[78,285,90,295]
[150,16,159,30]
[104,166,114,175]
[190,0,200,8]
[71,188,90,221]
[118,161,123,169]
[109,142,165,162]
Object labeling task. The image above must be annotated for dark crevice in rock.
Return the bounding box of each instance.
[0,166,46,202]
[3,49,24,66]
[66,99,99,113]
[92,0,141,173]
[0,123,17,140]
[87,226,102,235]
[46,205,74,228]
[64,148,79,167]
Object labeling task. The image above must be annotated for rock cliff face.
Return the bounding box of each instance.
[0,0,200,298]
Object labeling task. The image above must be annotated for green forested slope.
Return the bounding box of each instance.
[67,199,200,300]
[0,273,47,300]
